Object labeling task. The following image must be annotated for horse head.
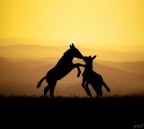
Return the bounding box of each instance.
[83,55,96,64]
[69,43,83,59]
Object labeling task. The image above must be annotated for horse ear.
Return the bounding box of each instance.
[70,45,72,48]
[72,43,75,48]
[92,55,96,60]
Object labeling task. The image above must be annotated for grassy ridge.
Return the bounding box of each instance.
[0,96,144,128]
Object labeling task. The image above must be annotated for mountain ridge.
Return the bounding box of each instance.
[0,56,144,97]
[0,41,144,61]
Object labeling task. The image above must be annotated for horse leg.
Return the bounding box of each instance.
[49,81,57,98]
[85,82,92,97]
[97,88,102,98]
[96,83,103,98]
[99,85,103,98]
[73,63,85,77]
[44,85,50,97]
[82,78,91,97]
[92,85,100,98]
[99,89,103,98]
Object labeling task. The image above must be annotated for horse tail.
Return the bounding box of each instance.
[103,81,110,92]
[37,76,46,88]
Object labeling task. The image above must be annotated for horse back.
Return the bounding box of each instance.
[46,63,74,80]
[83,69,103,83]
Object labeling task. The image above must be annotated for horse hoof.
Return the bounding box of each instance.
[77,74,80,77]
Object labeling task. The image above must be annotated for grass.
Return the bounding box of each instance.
[0,95,144,107]
[0,95,144,128]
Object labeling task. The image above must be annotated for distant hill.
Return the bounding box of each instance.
[96,60,144,75]
[0,38,144,61]
[0,44,67,59]
[0,38,144,96]
[0,57,144,97]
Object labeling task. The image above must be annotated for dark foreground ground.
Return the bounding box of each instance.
[0,96,144,129]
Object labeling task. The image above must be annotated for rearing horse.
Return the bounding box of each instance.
[37,43,84,98]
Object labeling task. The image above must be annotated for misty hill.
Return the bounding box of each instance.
[0,44,67,59]
[97,60,144,75]
[0,57,144,97]
[1,38,143,73]
[0,38,144,61]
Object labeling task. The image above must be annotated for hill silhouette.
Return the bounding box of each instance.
[0,38,144,61]
[0,56,144,97]
[97,60,144,75]
[0,39,144,96]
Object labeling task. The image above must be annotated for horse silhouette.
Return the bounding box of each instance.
[82,55,110,98]
[37,43,85,98]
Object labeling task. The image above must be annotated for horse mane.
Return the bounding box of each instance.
[63,48,72,56]
[55,48,72,66]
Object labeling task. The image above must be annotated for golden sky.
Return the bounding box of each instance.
[0,0,144,96]
[0,0,144,45]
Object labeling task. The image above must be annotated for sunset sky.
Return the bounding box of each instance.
[0,0,144,96]
[0,0,144,61]
[0,0,144,45]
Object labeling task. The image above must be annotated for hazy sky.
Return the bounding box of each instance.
[0,0,144,46]
[0,0,144,96]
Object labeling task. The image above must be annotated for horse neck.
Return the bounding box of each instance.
[61,49,75,62]
[57,54,74,65]
[85,63,93,71]
[63,54,74,61]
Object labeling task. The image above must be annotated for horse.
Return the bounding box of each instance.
[82,55,110,98]
[37,43,85,98]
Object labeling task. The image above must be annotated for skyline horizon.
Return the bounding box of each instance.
[0,0,144,97]
[0,55,144,97]
[0,37,144,62]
